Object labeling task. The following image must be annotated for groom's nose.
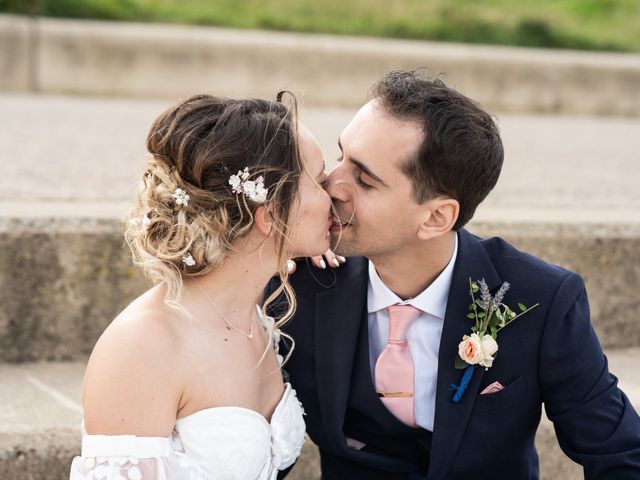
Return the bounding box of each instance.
[326,166,353,204]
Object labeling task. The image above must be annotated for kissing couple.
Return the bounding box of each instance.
[70,70,640,480]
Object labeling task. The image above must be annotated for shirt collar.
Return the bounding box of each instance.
[367,233,459,319]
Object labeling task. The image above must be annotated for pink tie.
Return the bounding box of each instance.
[375,304,420,427]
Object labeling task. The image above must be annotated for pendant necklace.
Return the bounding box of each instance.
[193,279,254,339]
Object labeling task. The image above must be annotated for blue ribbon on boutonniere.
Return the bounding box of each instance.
[450,365,475,403]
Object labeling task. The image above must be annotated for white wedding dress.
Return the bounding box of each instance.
[69,310,306,480]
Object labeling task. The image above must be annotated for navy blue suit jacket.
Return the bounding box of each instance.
[270,229,640,479]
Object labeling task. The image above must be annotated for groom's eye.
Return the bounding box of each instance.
[356,175,372,190]
[336,154,372,189]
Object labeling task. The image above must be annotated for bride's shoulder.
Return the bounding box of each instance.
[95,287,182,359]
[82,288,185,435]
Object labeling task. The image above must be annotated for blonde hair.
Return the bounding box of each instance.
[125,94,302,336]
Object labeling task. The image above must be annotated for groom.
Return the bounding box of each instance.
[270,70,640,479]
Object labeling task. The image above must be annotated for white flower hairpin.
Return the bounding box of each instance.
[173,188,190,207]
[128,214,151,231]
[229,167,268,203]
[182,253,196,267]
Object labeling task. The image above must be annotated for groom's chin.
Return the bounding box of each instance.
[330,233,356,257]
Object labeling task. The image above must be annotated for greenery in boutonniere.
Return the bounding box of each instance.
[451,278,539,403]
[456,279,539,370]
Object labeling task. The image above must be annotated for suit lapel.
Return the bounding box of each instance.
[428,229,502,480]
[315,258,369,447]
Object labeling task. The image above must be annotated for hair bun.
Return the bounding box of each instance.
[124,94,303,305]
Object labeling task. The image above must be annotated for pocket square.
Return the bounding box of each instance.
[345,436,367,450]
[480,381,504,395]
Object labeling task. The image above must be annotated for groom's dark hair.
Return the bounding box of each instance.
[372,70,504,230]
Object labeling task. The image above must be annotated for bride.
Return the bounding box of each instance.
[69,93,338,479]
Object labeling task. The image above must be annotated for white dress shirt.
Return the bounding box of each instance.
[366,235,458,432]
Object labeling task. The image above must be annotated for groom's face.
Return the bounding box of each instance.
[327,99,425,258]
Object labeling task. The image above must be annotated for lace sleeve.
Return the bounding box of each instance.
[69,433,211,480]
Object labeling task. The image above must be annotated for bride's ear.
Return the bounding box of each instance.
[254,205,274,237]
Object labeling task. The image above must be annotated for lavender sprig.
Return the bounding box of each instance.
[478,279,492,310]
[493,282,511,306]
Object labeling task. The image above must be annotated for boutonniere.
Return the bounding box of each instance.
[450,278,539,403]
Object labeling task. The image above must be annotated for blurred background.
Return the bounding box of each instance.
[0,1,639,479]
[3,0,640,51]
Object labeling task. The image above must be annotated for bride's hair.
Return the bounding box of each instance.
[125,93,301,329]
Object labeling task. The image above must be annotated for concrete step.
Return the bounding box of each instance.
[2,15,640,115]
[1,94,640,360]
[1,216,639,362]
[1,30,638,353]
[0,93,640,217]
[1,349,639,479]
[3,94,640,214]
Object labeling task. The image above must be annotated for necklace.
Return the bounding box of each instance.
[193,279,254,339]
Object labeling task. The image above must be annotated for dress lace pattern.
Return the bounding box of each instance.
[69,308,305,480]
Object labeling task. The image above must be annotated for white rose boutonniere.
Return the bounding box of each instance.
[479,334,499,368]
[451,278,539,403]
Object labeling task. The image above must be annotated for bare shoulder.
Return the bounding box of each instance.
[82,287,186,436]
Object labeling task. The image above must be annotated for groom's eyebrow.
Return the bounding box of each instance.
[338,138,389,188]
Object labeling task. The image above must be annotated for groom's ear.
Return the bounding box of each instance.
[254,204,274,237]
[417,197,459,240]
